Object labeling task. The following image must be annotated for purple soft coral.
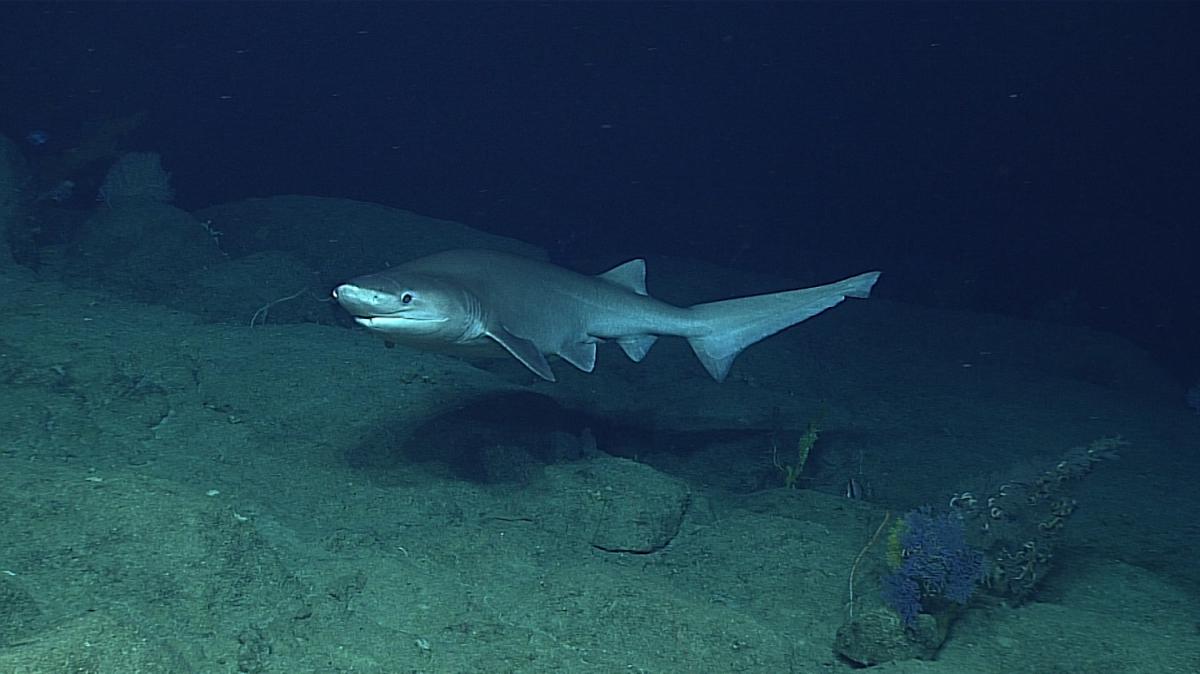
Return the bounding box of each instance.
[881,507,985,627]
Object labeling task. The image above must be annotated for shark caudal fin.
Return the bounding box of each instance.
[686,271,880,381]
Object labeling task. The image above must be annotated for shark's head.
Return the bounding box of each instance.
[332,271,483,342]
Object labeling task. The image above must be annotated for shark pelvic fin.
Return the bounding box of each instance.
[558,341,598,372]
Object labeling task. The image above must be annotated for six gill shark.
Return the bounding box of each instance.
[333,249,880,382]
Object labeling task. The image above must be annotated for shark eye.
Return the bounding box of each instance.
[401,292,413,304]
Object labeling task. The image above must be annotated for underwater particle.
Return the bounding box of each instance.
[1185,384,1200,414]
[25,129,49,145]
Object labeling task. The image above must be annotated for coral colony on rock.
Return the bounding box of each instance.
[880,507,986,627]
[835,437,1123,667]
[951,437,1124,602]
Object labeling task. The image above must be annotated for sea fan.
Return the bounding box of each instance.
[881,507,985,627]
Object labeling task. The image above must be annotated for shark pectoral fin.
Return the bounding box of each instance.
[597,259,648,296]
[617,335,658,362]
[487,326,557,382]
[558,341,597,372]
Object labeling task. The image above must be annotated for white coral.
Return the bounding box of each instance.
[100,152,175,205]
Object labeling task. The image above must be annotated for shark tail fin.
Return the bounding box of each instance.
[686,271,880,381]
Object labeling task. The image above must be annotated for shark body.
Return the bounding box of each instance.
[333,249,879,382]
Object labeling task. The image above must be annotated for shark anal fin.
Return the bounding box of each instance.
[558,341,597,372]
[597,259,648,296]
[617,335,658,362]
[488,326,556,382]
[690,345,738,382]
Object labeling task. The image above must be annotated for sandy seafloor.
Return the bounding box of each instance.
[1,197,1199,673]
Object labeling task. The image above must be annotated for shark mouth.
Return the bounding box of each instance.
[354,316,447,327]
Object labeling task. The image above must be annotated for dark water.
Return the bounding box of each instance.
[3,2,1197,382]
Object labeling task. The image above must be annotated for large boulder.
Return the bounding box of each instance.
[66,201,226,301]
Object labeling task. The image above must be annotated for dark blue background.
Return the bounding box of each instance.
[2,3,1197,383]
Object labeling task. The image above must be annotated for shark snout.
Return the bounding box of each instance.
[332,283,395,317]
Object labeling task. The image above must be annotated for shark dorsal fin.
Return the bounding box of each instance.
[487,325,556,381]
[597,259,647,296]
